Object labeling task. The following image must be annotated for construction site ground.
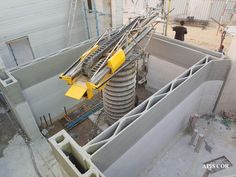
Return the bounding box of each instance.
[46,84,154,146]
[142,115,236,177]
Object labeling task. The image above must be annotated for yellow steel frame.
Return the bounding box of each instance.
[64,49,126,100]
[59,44,99,85]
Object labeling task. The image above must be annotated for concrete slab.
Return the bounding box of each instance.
[103,81,224,177]
[0,134,63,177]
[142,117,236,177]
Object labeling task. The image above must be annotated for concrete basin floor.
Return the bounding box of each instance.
[142,116,236,177]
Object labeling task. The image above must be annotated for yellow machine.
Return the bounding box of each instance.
[60,10,160,100]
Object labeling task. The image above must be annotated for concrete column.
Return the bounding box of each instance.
[189,129,198,145]
[194,134,204,153]
[0,61,41,140]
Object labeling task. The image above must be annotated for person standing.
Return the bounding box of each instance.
[172,20,187,41]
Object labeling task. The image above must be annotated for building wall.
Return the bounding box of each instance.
[9,40,94,124]
[146,55,186,91]
[87,59,230,175]
[0,39,95,139]
[111,0,123,27]
[104,81,223,177]
[86,0,112,37]
[0,0,111,69]
[216,37,236,112]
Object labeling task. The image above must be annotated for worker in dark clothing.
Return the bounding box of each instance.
[172,21,187,41]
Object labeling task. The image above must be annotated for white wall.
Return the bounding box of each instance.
[22,75,78,124]
[0,0,111,69]
[146,55,186,91]
[104,81,223,177]
[216,37,236,112]
[9,40,94,124]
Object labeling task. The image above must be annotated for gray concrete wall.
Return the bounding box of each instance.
[10,41,93,89]
[85,58,229,176]
[51,57,228,177]
[82,37,229,173]
[0,69,41,140]
[104,81,223,177]
[144,35,216,92]
[216,37,236,112]
[145,36,208,68]
[49,130,105,177]
[7,34,210,127]
[146,55,186,91]
[111,0,123,27]
[0,40,95,139]
[22,75,76,124]
[48,35,230,177]
[0,0,83,68]
[150,35,223,59]
[85,0,112,38]
[9,40,94,124]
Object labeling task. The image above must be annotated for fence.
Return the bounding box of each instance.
[124,0,236,24]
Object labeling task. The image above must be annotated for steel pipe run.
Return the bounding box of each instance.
[103,61,137,124]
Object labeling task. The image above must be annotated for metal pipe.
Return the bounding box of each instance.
[40,117,43,127]
[64,106,68,116]
[43,115,48,127]
[91,67,110,84]
[164,0,172,36]
[90,17,140,80]
[48,113,53,125]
